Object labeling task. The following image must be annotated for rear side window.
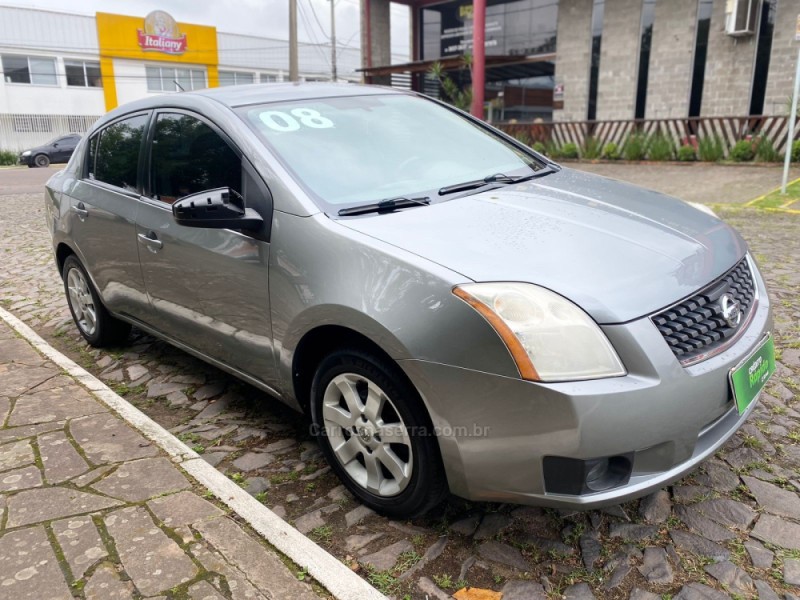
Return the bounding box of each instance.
[91,114,148,192]
[150,113,241,204]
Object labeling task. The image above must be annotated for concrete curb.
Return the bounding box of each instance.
[0,306,386,600]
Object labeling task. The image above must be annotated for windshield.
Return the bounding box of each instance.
[238,94,545,212]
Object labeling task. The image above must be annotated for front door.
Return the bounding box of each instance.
[135,111,276,386]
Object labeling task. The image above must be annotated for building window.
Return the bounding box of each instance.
[145,66,206,92]
[1,54,57,85]
[218,70,255,86]
[749,0,776,116]
[65,60,102,88]
[587,0,605,121]
[688,0,712,118]
[260,73,279,83]
[634,0,656,119]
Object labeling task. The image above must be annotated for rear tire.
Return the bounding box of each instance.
[34,154,50,168]
[62,255,131,347]
[310,348,447,519]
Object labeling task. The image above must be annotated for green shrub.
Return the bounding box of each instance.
[559,142,580,159]
[730,139,755,162]
[531,141,546,154]
[0,150,17,166]
[582,137,602,160]
[677,144,696,162]
[754,137,780,162]
[601,142,620,160]
[792,140,800,162]
[647,133,675,161]
[545,140,561,159]
[697,136,725,162]
[623,133,648,161]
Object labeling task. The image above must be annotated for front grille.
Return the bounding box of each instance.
[651,257,756,363]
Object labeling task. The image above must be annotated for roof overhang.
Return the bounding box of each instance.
[358,52,556,78]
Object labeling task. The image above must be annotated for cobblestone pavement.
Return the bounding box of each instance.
[1,167,799,599]
[0,320,324,599]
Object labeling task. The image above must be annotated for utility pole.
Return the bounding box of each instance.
[330,0,337,82]
[289,0,299,81]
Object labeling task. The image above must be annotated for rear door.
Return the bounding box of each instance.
[66,113,151,321]
[53,136,79,162]
[135,110,277,385]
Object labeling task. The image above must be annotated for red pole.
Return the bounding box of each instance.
[470,0,486,119]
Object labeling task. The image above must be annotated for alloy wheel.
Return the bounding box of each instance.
[66,267,97,336]
[321,373,413,497]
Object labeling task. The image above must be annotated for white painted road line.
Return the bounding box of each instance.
[0,306,386,600]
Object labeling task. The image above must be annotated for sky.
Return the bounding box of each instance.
[3,0,410,58]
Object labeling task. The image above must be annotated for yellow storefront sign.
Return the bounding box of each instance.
[96,11,219,110]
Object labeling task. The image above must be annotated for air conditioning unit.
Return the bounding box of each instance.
[725,0,759,37]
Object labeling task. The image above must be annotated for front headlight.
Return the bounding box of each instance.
[21,150,31,157]
[453,283,626,382]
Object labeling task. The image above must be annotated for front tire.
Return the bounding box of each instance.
[34,154,50,168]
[62,255,131,347]
[310,349,447,519]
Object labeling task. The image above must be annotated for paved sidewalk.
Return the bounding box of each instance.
[0,319,324,600]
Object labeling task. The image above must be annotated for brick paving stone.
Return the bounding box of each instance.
[670,530,730,562]
[70,465,114,487]
[360,539,414,571]
[147,490,224,527]
[105,506,197,596]
[0,365,59,397]
[70,412,158,464]
[0,439,34,472]
[188,580,226,600]
[745,539,774,569]
[6,486,122,528]
[231,451,275,471]
[639,547,673,585]
[751,515,800,550]
[37,429,89,483]
[83,563,135,599]
[0,464,42,492]
[91,457,191,502]
[51,515,108,579]
[8,384,105,426]
[0,525,72,599]
[502,581,547,599]
[0,420,64,445]
[191,542,269,600]
[194,516,319,599]
[704,560,754,597]
[785,558,800,587]
[345,504,376,528]
[742,476,800,519]
[478,541,529,571]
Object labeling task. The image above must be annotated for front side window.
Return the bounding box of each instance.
[92,114,148,192]
[1,54,57,85]
[239,94,544,211]
[65,60,102,88]
[150,113,241,204]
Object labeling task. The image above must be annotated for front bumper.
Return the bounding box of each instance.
[399,261,772,508]
[18,154,32,166]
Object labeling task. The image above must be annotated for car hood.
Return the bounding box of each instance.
[337,168,747,324]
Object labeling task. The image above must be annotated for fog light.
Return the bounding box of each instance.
[543,454,633,495]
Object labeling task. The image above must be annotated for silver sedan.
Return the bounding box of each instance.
[45,84,775,518]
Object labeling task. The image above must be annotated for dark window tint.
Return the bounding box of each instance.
[635,0,656,119]
[2,55,30,84]
[749,0,776,116]
[93,114,148,192]
[150,113,240,204]
[689,0,712,118]
[587,0,605,121]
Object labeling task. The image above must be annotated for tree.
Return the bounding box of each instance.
[428,55,473,112]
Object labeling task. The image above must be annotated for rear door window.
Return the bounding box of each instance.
[91,114,148,192]
[149,112,241,204]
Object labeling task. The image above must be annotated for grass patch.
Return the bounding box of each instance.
[749,179,800,210]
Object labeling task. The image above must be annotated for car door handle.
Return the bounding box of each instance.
[71,203,88,220]
[137,232,163,253]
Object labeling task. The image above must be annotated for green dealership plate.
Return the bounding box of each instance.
[729,334,775,415]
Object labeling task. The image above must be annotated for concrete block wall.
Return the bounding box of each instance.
[645,0,698,118]
[699,0,759,116]
[552,0,593,123]
[594,0,644,120]
[763,0,800,117]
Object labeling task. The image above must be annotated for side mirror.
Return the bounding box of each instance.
[172,188,263,230]
[52,143,59,148]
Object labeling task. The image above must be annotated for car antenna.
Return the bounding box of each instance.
[173,80,185,92]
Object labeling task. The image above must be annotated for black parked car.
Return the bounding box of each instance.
[19,134,81,168]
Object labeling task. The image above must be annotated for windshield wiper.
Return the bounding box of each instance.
[337,196,430,217]
[438,168,553,196]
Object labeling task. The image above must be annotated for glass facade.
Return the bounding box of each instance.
[587,0,604,121]
[749,0,776,116]
[634,0,656,119]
